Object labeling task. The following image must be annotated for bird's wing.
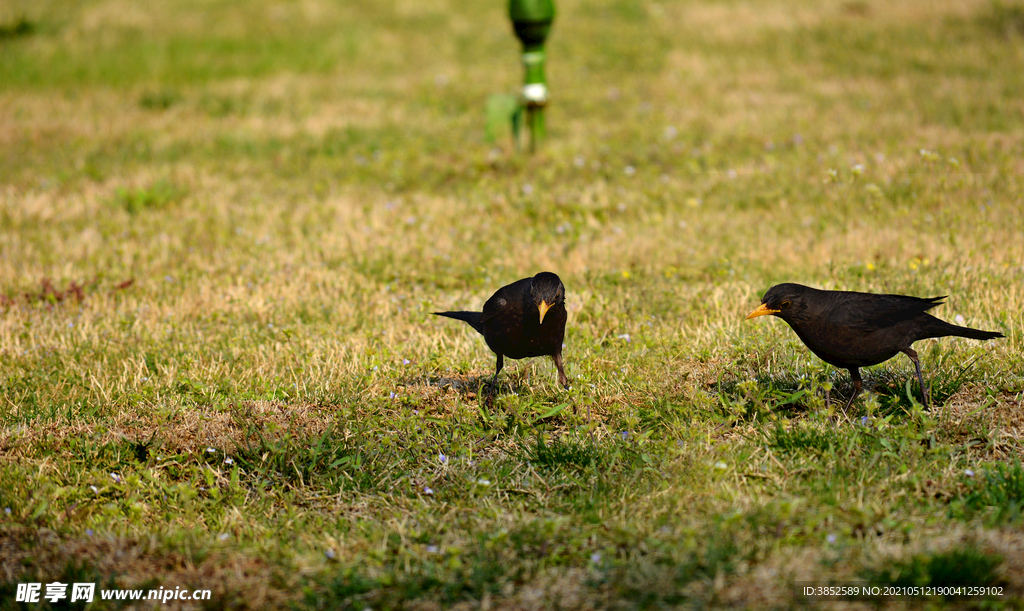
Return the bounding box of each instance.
[481,277,531,325]
[830,292,946,331]
[480,297,508,325]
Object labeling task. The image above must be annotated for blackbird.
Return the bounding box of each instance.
[435,271,569,390]
[747,283,1003,411]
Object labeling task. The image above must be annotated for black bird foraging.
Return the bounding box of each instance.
[746,283,1004,411]
[435,271,569,391]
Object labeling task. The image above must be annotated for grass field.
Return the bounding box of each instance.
[3,0,1024,608]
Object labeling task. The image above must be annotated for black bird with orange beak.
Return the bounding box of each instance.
[435,272,569,390]
[747,283,1003,411]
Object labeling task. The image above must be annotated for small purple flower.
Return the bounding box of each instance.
[325,549,336,559]
[109,473,121,483]
[219,533,229,541]
[439,453,447,463]
[403,359,410,365]
[90,485,99,494]
[590,552,602,563]
[620,431,629,440]
[424,486,434,495]
[426,545,440,554]
[827,534,837,544]
[389,391,397,400]
[860,416,869,426]
[617,333,631,343]
[965,469,975,477]
[86,528,93,536]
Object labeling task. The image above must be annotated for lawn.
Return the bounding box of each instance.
[2,0,1024,608]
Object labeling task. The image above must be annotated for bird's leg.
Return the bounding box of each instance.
[902,348,929,410]
[842,368,862,415]
[551,351,569,390]
[491,353,504,395]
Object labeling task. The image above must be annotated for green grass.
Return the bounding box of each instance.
[2,0,1024,608]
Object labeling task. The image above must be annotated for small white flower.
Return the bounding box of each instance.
[424,486,434,495]
[325,549,336,559]
[90,486,99,494]
[219,533,229,541]
[827,533,837,544]
[426,545,439,554]
[477,479,491,486]
[714,462,728,470]
[965,469,975,477]
[207,447,216,453]
[110,473,121,483]
[224,458,233,465]
[590,552,602,563]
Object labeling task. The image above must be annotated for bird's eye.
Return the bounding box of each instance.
[780,301,791,309]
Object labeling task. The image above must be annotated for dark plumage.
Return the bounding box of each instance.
[747,283,1003,410]
[435,271,569,390]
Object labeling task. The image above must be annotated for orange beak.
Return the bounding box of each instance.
[538,300,552,325]
[746,303,779,319]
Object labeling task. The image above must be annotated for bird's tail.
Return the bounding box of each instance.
[434,311,484,335]
[925,317,1004,341]
[947,325,1004,341]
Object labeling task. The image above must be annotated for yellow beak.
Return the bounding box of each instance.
[538,300,552,325]
[746,303,779,319]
